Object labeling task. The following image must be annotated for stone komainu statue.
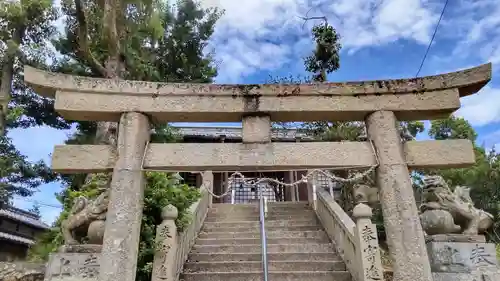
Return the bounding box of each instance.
[419,175,493,236]
[61,187,110,245]
[352,182,378,206]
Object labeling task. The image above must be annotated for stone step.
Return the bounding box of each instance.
[208,206,313,212]
[202,224,323,233]
[211,202,310,208]
[183,260,346,272]
[207,209,315,216]
[198,230,329,239]
[204,217,320,225]
[190,243,335,254]
[181,271,351,281]
[195,237,330,246]
[205,212,318,222]
[209,203,311,212]
[203,219,319,229]
[188,252,342,262]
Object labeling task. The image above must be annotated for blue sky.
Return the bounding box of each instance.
[8,0,500,224]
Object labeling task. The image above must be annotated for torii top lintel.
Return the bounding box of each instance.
[24,63,491,99]
[22,63,492,122]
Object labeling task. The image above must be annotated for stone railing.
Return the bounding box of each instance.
[315,188,383,281]
[151,172,213,281]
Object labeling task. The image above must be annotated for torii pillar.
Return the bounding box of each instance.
[366,111,433,281]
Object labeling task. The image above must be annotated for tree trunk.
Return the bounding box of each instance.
[0,27,24,136]
[80,0,125,187]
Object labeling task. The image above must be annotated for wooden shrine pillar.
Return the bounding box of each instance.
[365,111,433,281]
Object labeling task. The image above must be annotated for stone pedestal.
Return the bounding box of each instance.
[44,245,102,281]
[426,235,500,281]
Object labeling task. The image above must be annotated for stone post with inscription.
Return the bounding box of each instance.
[352,203,384,281]
[426,235,500,281]
[152,205,178,281]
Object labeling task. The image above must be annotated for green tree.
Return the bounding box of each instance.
[0,0,60,204]
[50,0,221,195]
[0,0,59,134]
[304,22,341,83]
[27,2,222,281]
[0,134,56,204]
[427,116,500,243]
[29,201,41,217]
[429,116,477,142]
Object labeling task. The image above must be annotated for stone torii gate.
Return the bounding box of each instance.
[25,63,491,281]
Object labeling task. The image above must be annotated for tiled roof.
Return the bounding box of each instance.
[0,207,50,230]
[174,126,315,141]
[0,231,35,245]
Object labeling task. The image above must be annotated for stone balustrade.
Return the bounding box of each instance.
[315,188,383,281]
[152,171,213,281]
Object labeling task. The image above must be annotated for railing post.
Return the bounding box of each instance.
[352,203,384,281]
[307,171,317,210]
[259,187,269,281]
[201,171,214,208]
[152,204,178,281]
[231,189,236,204]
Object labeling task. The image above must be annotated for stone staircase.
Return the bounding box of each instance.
[181,202,351,281]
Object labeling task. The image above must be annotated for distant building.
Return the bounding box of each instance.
[0,205,50,261]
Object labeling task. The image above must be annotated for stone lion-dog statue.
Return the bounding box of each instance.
[61,188,110,245]
[419,175,493,236]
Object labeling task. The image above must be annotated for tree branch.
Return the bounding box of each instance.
[298,7,328,29]
[74,0,107,76]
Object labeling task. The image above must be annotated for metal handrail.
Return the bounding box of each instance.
[258,186,269,281]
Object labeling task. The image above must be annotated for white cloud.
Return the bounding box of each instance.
[330,0,437,51]
[456,86,500,127]
[421,1,500,128]
[450,0,500,66]
[200,0,439,82]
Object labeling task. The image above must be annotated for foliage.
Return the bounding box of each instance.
[28,173,201,268]
[0,0,60,204]
[153,0,221,83]
[26,3,220,281]
[150,124,182,143]
[427,116,500,243]
[137,172,200,281]
[0,0,61,132]
[0,135,56,204]
[28,201,41,216]
[304,23,341,82]
[429,116,478,142]
[52,0,221,81]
